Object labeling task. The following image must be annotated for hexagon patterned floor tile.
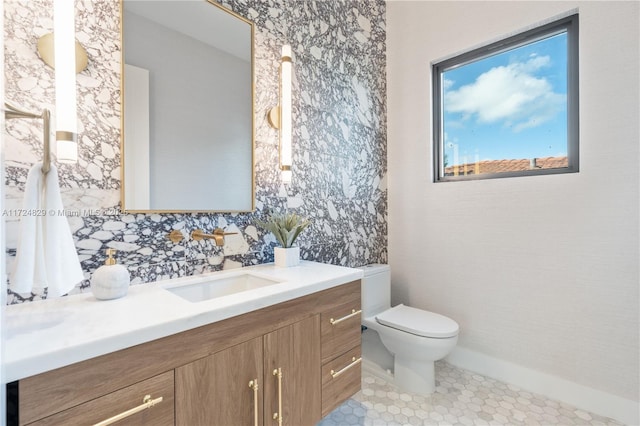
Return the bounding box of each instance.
[318,361,624,426]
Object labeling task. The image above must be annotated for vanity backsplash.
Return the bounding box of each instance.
[3,0,387,304]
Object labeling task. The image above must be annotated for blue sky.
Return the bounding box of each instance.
[442,33,568,165]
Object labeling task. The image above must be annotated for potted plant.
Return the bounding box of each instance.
[257,212,311,267]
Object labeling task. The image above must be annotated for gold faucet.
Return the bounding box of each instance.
[191,228,238,246]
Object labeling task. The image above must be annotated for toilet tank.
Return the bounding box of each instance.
[359,264,391,317]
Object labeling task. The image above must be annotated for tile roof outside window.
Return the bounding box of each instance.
[443,156,569,176]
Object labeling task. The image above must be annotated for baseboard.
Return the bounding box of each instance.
[362,357,395,383]
[446,346,639,425]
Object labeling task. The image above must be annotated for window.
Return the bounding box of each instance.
[433,14,579,182]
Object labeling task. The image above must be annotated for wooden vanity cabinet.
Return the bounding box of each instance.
[176,336,264,425]
[319,285,362,416]
[263,315,322,425]
[14,280,360,426]
[175,315,321,426]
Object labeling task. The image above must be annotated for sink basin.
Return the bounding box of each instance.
[165,272,282,303]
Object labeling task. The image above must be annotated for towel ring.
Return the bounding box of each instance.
[4,102,51,174]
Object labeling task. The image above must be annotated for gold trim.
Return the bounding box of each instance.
[119,0,256,214]
[119,0,125,213]
[248,379,259,426]
[191,228,238,246]
[36,32,89,74]
[56,130,76,142]
[167,230,183,243]
[330,357,362,379]
[191,229,216,242]
[329,309,362,325]
[272,368,283,426]
[267,106,280,129]
[104,248,117,266]
[4,103,51,174]
[92,394,163,426]
[272,49,293,174]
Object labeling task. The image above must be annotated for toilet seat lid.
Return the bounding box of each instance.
[375,304,459,338]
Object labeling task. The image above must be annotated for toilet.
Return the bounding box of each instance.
[360,264,459,395]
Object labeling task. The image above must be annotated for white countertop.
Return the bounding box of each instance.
[3,261,363,382]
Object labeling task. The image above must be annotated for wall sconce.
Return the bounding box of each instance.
[267,45,293,183]
[36,0,88,164]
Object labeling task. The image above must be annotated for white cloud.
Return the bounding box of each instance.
[444,55,565,132]
[443,78,455,90]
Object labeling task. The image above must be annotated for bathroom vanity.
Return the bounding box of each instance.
[5,262,363,426]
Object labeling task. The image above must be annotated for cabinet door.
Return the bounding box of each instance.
[263,315,322,426]
[176,336,263,426]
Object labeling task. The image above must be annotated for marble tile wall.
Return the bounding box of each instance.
[3,0,387,304]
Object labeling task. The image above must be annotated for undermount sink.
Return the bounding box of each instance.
[165,272,282,303]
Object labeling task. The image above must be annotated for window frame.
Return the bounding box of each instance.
[432,13,579,182]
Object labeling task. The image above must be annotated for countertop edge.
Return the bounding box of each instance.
[4,262,363,382]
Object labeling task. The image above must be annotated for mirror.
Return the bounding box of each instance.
[121,0,254,212]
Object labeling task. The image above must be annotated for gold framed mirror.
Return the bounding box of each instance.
[120,0,255,213]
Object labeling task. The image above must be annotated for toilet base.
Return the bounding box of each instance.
[394,357,436,395]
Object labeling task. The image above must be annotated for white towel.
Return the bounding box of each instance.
[11,164,85,297]
[10,165,46,293]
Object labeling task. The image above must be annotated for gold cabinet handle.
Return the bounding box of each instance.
[93,394,163,426]
[329,309,362,325]
[249,379,259,426]
[330,357,362,379]
[272,368,283,426]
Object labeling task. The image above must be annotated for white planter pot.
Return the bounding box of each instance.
[274,246,300,267]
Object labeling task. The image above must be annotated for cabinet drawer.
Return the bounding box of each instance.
[321,345,361,417]
[27,371,174,426]
[320,281,361,364]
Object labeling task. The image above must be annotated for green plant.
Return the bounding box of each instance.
[256,213,311,248]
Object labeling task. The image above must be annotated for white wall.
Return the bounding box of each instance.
[387,0,639,423]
